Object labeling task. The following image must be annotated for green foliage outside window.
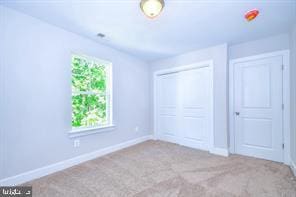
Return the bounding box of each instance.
[72,55,109,128]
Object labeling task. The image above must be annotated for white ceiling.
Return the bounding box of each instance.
[2,0,296,61]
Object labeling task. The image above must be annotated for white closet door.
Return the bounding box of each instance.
[156,73,179,143]
[234,56,283,162]
[155,65,213,151]
[178,67,211,150]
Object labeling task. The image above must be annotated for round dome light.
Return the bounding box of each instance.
[140,0,165,19]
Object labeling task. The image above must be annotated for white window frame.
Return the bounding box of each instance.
[69,54,114,137]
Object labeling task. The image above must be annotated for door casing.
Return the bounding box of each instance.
[153,60,214,153]
[229,50,290,165]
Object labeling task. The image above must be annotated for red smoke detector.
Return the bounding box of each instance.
[245,9,259,21]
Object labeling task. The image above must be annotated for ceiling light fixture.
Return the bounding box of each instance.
[140,0,165,19]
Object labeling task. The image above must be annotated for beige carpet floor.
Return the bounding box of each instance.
[23,140,296,197]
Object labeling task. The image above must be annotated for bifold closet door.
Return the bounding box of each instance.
[178,67,211,150]
[156,72,179,143]
[156,66,212,151]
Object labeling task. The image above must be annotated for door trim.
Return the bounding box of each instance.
[229,50,290,164]
[153,60,214,153]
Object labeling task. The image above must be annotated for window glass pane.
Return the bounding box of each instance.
[98,94,107,124]
[72,57,91,92]
[72,94,88,128]
[72,56,107,94]
[90,63,106,94]
[72,74,89,92]
[72,94,107,128]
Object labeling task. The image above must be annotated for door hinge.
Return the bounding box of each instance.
[282,65,284,70]
[282,143,285,149]
[282,104,284,110]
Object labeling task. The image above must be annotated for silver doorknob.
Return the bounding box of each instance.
[235,112,240,116]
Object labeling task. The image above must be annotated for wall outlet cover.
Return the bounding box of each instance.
[74,139,80,147]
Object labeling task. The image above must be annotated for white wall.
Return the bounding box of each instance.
[229,33,290,59]
[0,6,151,180]
[290,24,296,165]
[150,44,229,149]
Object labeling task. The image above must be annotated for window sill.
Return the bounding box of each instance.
[69,125,115,138]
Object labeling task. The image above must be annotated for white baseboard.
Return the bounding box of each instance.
[151,134,157,140]
[210,147,229,157]
[0,135,153,186]
[154,135,229,157]
[291,159,296,177]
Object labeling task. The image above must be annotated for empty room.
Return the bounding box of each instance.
[1,0,296,196]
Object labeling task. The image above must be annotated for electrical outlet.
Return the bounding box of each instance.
[135,126,139,133]
[74,139,80,147]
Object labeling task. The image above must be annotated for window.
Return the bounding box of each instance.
[71,54,112,131]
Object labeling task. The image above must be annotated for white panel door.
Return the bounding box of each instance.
[178,67,211,150]
[156,73,179,143]
[234,56,283,162]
